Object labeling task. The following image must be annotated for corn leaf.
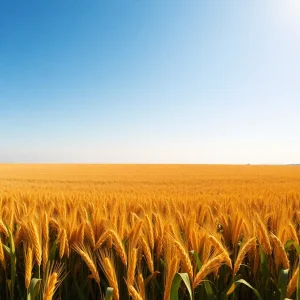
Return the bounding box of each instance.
[190,250,201,271]
[259,246,268,283]
[190,250,214,299]
[227,279,263,300]
[170,273,193,300]
[203,281,214,299]
[27,278,41,300]
[105,287,114,300]
[278,269,289,300]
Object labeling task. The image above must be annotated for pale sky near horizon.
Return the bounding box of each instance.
[0,1,300,164]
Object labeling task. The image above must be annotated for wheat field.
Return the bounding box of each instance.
[0,164,300,300]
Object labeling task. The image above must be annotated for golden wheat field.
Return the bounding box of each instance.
[1,164,300,300]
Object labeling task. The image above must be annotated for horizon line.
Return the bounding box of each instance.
[0,162,299,166]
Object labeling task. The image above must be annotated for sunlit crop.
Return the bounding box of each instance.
[0,164,300,299]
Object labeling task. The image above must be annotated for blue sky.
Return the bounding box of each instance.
[0,0,300,163]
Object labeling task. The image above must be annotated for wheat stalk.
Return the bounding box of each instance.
[73,244,100,284]
[174,240,193,279]
[233,237,256,275]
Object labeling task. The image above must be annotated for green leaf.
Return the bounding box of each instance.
[227,279,263,300]
[221,274,242,299]
[190,250,202,271]
[105,287,114,300]
[2,244,10,256]
[27,278,41,300]
[190,250,214,299]
[170,273,193,300]
[49,240,57,261]
[5,224,16,300]
[203,281,215,299]
[285,240,300,255]
[180,273,193,299]
[259,246,269,283]
[278,269,289,300]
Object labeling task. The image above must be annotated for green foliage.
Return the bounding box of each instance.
[170,273,193,300]
[278,269,289,300]
[227,279,263,300]
[27,278,41,300]
[105,287,114,300]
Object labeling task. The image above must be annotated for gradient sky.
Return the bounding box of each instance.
[1,1,300,164]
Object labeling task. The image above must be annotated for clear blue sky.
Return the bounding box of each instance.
[1,1,299,163]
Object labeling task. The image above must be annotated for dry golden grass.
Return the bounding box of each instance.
[0,164,300,299]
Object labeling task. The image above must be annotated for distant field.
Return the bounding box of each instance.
[1,164,300,197]
[0,164,300,299]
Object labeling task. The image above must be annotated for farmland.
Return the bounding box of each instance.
[0,164,300,299]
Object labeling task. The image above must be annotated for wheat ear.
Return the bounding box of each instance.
[73,244,100,284]
[25,247,33,289]
[128,285,144,300]
[164,256,179,300]
[270,234,289,270]
[103,257,119,300]
[43,272,57,300]
[174,240,193,279]
[208,235,232,269]
[193,253,227,288]
[233,237,256,275]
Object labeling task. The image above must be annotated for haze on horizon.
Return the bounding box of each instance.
[1,1,300,164]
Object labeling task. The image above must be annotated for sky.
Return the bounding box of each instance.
[0,0,300,164]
